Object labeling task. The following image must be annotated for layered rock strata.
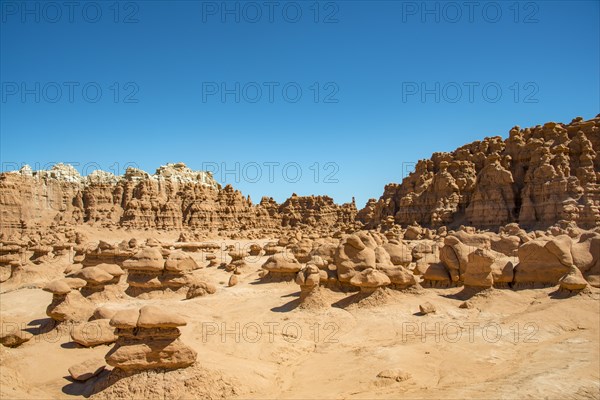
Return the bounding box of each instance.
[358,116,600,230]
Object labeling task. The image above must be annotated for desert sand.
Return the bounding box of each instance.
[1,228,599,400]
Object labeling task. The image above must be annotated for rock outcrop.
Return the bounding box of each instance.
[68,358,106,381]
[358,116,600,230]
[334,233,377,284]
[70,319,118,347]
[122,247,193,297]
[261,252,303,280]
[105,306,197,371]
[0,163,356,235]
[349,268,391,293]
[43,278,94,323]
[76,263,125,299]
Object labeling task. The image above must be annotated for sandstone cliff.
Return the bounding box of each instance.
[357,115,600,230]
[0,163,356,234]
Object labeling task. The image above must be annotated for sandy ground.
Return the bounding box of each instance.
[1,230,599,399]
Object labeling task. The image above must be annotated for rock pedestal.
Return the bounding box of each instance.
[105,306,197,371]
[123,247,191,297]
[43,278,94,323]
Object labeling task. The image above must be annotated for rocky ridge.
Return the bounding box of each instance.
[358,115,600,230]
[0,162,357,234]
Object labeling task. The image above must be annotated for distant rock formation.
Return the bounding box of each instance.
[0,162,356,234]
[358,115,600,230]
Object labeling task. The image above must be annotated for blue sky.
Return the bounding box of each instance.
[1,0,599,207]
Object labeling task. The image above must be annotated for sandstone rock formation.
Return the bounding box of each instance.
[82,240,136,267]
[0,241,24,282]
[43,278,94,323]
[76,263,125,299]
[349,268,391,293]
[334,233,377,284]
[71,319,118,347]
[122,247,196,297]
[226,249,249,273]
[295,264,329,308]
[186,281,217,299]
[374,246,416,289]
[513,236,575,286]
[261,253,302,280]
[105,306,197,371]
[358,116,600,230]
[68,358,106,381]
[558,266,589,292]
[0,163,356,235]
[439,233,514,288]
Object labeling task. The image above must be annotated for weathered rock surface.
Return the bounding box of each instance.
[71,319,118,347]
[0,163,356,233]
[514,238,574,286]
[559,266,589,291]
[349,268,391,293]
[106,306,197,371]
[419,302,436,314]
[0,328,33,348]
[68,358,106,381]
[334,234,377,283]
[358,116,600,230]
[43,279,94,322]
[261,253,302,279]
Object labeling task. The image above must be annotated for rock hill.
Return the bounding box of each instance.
[0,162,356,234]
[358,115,600,230]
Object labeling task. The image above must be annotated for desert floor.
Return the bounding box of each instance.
[1,229,599,399]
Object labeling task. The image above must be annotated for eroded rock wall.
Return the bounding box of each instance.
[358,116,600,230]
[0,163,356,233]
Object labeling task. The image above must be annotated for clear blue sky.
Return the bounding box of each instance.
[1,0,599,207]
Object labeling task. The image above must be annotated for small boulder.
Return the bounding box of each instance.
[228,275,238,287]
[419,302,436,314]
[68,358,106,381]
[186,281,216,299]
[0,330,33,348]
[559,266,588,291]
[459,301,474,309]
[349,268,391,293]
